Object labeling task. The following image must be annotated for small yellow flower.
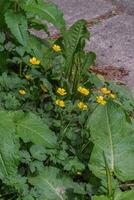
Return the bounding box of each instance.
[25,74,31,80]
[100,87,111,95]
[55,99,65,108]
[109,93,116,99]
[19,89,26,96]
[77,86,89,96]
[52,44,61,52]
[29,57,40,65]
[96,96,106,105]
[57,88,67,96]
[76,171,82,176]
[77,102,88,110]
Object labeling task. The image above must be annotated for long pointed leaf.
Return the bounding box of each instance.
[29,167,76,200]
[87,102,134,181]
[5,10,28,46]
[0,111,19,181]
[22,0,66,31]
[16,112,57,148]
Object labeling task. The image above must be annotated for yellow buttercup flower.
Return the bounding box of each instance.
[52,44,61,52]
[77,86,89,96]
[100,87,111,95]
[77,102,88,110]
[29,57,40,65]
[96,96,106,105]
[55,99,65,108]
[19,89,26,96]
[109,93,116,99]
[57,88,67,96]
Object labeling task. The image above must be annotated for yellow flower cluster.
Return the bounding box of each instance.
[19,89,26,96]
[55,99,65,108]
[57,88,67,96]
[29,57,40,65]
[77,102,88,110]
[52,44,61,52]
[55,87,66,108]
[100,87,116,99]
[55,85,117,110]
[96,96,106,105]
[77,86,89,96]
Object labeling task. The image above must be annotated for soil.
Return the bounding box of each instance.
[90,65,129,84]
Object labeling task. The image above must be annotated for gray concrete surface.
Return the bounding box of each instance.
[113,0,134,15]
[87,14,134,93]
[51,0,114,25]
[51,0,134,94]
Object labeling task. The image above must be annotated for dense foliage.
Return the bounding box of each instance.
[0,0,134,199]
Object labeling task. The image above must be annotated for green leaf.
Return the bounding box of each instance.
[28,18,50,35]
[29,167,76,200]
[29,160,44,173]
[64,157,85,172]
[63,19,90,76]
[22,0,66,31]
[16,112,57,148]
[0,0,11,29]
[0,45,4,52]
[114,190,134,200]
[92,190,134,200]
[0,52,8,72]
[5,10,28,46]
[30,144,47,161]
[82,52,96,74]
[0,32,5,44]
[0,110,19,181]
[25,35,49,66]
[92,195,109,200]
[87,102,134,181]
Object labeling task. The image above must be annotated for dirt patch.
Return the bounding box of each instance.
[90,65,129,83]
[87,6,123,28]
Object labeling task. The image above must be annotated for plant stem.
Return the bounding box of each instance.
[103,152,113,197]
[19,58,22,77]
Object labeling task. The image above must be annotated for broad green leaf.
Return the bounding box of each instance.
[16,112,57,148]
[92,195,109,200]
[87,102,134,181]
[0,110,19,181]
[5,10,28,46]
[25,35,49,66]
[0,0,11,29]
[29,167,76,200]
[92,190,134,200]
[114,190,134,200]
[30,144,47,161]
[22,0,66,31]
[63,19,90,76]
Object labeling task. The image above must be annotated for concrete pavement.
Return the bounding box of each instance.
[51,0,134,94]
